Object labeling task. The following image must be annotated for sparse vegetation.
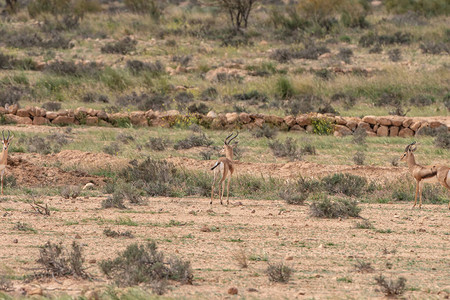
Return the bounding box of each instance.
[374,274,406,297]
[309,194,361,219]
[266,262,293,283]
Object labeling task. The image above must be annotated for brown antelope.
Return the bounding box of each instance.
[0,130,14,195]
[210,132,238,205]
[431,164,450,209]
[400,141,438,209]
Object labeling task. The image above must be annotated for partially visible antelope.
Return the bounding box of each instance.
[210,132,238,205]
[0,130,14,195]
[400,141,438,209]
[431,164,450,209]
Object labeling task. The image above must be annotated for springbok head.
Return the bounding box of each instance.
[400,141,416,161]
[220,132,239,156]
[1,130,13,152]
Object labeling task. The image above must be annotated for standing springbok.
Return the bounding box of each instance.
[210,132,238,205]
[400,141,437,209]
[431,164,450,209]
[0,130,14,195]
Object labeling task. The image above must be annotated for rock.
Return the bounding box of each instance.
[83,183,95,190]
[362,116,377,125]
[207,111,217,118]
[13,238,18,243]
[228,287,238,295]
[239,112,251,124]
[334,125,352,136]
[33,117,50,125]
[264,115,284,126]
[130,111,148,126]
[296,115,312,126]
[5,115,32,125]
[402,118,413,128]
[88,259,97,264]
[429,121,442,129]
[97,110,108,120]
[0,107,6,114]
[253,118,265,128]
[16,108,31,118]
[373,124,379,132]
[205,67,246,82]
[226,112,239,124]
[284,115,296,127]
[27,288,43,296]
[335,116,347,125]
[45,111,58,120]
[391,117,404,127]
[377,125,389,137]
[285,256,294,261]
[357,122,371,131]
[85,116,99,126]
[367,131,377,137]
[52,116,75,125]
[410,121,422,132]
[377,117,392,126]
[418,122,429,131]
[318,53,331,60]
[389,126,399,137]
[346,120,358,131]
[5,104,18,114]
[399,128,414,137]
[87,108,98,117]
[290,125,305,132]
[247,288,258,292]
[200,225,211,232]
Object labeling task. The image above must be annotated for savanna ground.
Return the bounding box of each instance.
[0,0,450,298]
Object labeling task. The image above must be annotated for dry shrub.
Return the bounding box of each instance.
[280,177,319,205]
[42,101,62,111]
[99,242,193,293]
[419,42,450,55]
[352,127,367,145]
[102,193,126,209]
[146,137,168,151]
[269,137,302,161]
[309,194,361,219]
[266,262,293,283]
[101,37,137,55]
[188,103,210,115]
[374,275,406,296]
[0,267,12,292]
[232,247,248,268]
[103,143,121,156]
[126,60,165,76]
[354,260,374,273]
[103,228,134,238]
[60,185,81,199]
[36,241,88,279]
[353,151,365,165]
[252,124,278,139]
[174,133,213,150]
[434,126,450,149]
[354,219,374,229]
[388,48,402,62]
[321,173,367,197]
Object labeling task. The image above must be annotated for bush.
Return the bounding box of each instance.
[200,87,218,101]
[36,241,88,278]
[174,133,213,150]
[126,60,164,76]
[101,37,137,55]
[353,151,365,165]
[45,61,103,77]
[337,48,353,64]
[266,262,293,283]
[117,92,168,111]
[388,48,402,62]
[269,138,302,160]
[124,0,161,20]
[419,42,450,55]
[385,0,449,16]
[354,260,374,273]
[276,77,295,99]
[0,268,12,291]
[103,143,121,156]
[0,85,25,107]
[113,181,143,205]
[409,95,434,107]
[354,219,374,229]
[309,194,361,218]
[233,90,268,103]
[312,118,334,135]
[321,173,367,197]
[252,124,278,139]
[434,126,450,149]
[172,55,192,67]
[60,185,81,199]
[359,32,411,48]
[147,137,168,151]
[284,94,322,115]
[280,177,318,205]
[352,127,367,145]
[104,228,134,238]
[42,101,62,111]
[99,242,193,292]
[188,103,210,115]
[25,136,53,154]
[102,192,126,209]
[374,274,406,296]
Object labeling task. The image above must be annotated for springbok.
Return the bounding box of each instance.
[431,164,450,209]
[210,132,238,205]
[400,141,437,209]
[0,130,14,195]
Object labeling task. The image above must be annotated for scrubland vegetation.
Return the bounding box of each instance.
[0,0,449,298]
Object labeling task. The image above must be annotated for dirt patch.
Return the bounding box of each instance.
[7,153,104,187]
[167,157,408,183]
[0,197,449,299]
[50,150,128,172]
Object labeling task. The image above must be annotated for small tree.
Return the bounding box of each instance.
[211,0,259,32]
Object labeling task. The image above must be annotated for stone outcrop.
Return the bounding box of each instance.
[0,106,448,137]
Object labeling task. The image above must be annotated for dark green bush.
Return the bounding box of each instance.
[321,173,367,197]
[309,194,361,218]
[101,37,137,55]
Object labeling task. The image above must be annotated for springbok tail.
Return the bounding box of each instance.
[211,161,220,170]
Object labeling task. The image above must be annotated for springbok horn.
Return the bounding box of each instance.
[1,131,4,141]
[7,130,10,140]
[228,132,239,144]
[224,132,234,145]
[404,141,416,152]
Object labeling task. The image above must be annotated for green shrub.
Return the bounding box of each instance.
[434,126,450,149]
[174,133,213,150]
[280,177,319,205]
[124,0,161,20]
[101,37,137,55]
[269,137,302,160]
[309,194,361,218]
[312,118,334,135]
[276,76,295,99]
[321,173,367,197]
[353,151,365,165]
[385,0,449,16]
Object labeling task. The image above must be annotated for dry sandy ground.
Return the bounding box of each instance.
[0,196,449,299]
